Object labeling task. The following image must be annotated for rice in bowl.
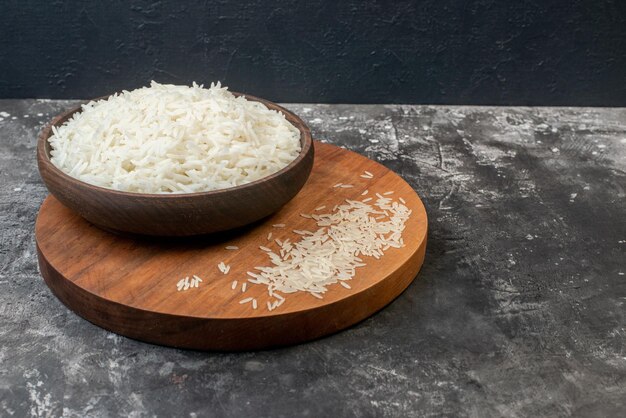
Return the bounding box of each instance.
[48,81,302,194]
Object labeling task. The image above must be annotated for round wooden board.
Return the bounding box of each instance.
[36,142,428,351]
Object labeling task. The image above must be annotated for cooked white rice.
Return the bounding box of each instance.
[48,81,301,193]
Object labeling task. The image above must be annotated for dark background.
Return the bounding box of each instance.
[1,0,625,105]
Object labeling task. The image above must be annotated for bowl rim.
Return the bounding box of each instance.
[37,91,313,199]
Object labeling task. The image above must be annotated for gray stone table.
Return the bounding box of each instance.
[1,100,625,417]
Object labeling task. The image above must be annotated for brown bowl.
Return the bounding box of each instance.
[37,93,314,236]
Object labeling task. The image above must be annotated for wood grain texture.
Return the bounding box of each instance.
[36,142,428,351]
[36,93,314,236]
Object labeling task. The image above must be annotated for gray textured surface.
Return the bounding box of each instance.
[2,0,626,105]
[1,100,625,417]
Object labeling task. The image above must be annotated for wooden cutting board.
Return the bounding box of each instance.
[35,142,428,350]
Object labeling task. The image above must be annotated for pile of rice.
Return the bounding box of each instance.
[247,193,411,309]
[48,81,302,193]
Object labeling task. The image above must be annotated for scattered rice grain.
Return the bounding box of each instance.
[249,196,410,305]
